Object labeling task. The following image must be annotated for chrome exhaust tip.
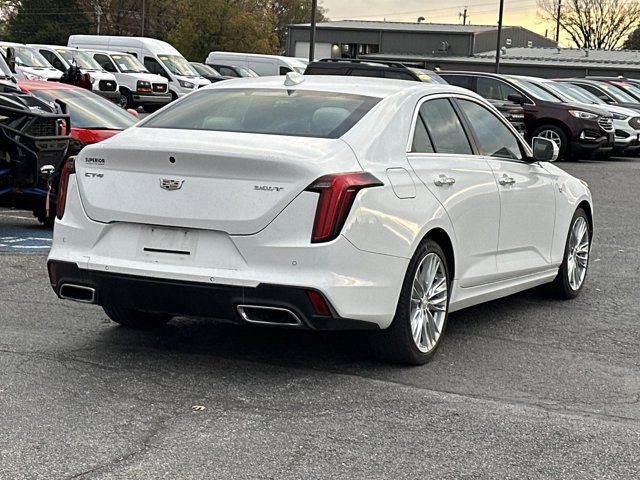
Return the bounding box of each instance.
[236,305,303,327]
[59,284,96,304]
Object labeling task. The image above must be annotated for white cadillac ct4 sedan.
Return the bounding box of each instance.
[48,74,593,364]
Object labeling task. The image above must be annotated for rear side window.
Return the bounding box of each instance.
[141,88,380,139]
[419,99,472,154]
[442,75,473,90]
[411,114,434,153]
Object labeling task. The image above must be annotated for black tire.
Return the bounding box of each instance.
[103,304,172,329]
[539,208,591,299]
[118,90,133,109]
[532,125,569,161]
[33,207,55,228]
[370,240,451,365]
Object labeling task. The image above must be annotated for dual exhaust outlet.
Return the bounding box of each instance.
[58,284,303,327]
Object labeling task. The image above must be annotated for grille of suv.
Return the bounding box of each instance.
[152,83,167,93]
[598,116,614,131]
[27,118,58,137]
[98,80,117,92]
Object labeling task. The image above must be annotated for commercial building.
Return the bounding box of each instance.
[286,20,556,59]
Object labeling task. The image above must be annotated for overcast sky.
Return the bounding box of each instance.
[320,0,558,42]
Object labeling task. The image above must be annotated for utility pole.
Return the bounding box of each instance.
[495,0,504,73]
[141,0,146,36]
[555,0,562,43]
[94,4,103,35]
[309,0,318,62]
[460,7,468,25]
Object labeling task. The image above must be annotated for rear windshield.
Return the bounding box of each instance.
[141,88,380,138]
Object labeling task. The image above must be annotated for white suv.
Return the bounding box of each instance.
[48,75,593,364]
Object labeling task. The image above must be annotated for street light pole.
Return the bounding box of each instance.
[309,0,317,62]
[495,0,504,73]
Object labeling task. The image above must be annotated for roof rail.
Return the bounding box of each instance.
[316,58,409,69]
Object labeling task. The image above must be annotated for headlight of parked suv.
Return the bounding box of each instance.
[569,110,599,120]
[178,79,195,89]
[612,113,630,120]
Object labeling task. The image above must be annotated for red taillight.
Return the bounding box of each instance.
[306,290,331,316]
[305,172,383,243]
[56,156,76,220]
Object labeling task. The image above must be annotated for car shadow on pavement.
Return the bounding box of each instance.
[86,289,547,368]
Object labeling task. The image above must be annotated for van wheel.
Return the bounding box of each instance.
[103,304,171,329]
[118,91,133,109]
[370,240,450,365]
[532,125,569,161]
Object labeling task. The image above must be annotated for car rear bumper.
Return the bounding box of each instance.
[47,260,378,330]
[132,93,172,106]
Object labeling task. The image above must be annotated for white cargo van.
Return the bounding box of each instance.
[30,45,120,103]
[205,52,307,76]
[68,35,210,99]
[0,42,62,81]
[80,49,171,111]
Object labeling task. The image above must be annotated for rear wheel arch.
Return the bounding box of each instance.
[422,228,455,281]
[577,200,593,236]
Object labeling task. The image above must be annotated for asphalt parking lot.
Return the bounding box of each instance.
[1,157,639,479]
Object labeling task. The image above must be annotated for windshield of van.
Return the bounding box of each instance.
[110,54,147,73]
[507,77,562,102]
[141,88,380,139]
[158,54,199,77]
[2,45,50,68]
[57,49,102,71]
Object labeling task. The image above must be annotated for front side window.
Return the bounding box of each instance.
[457,99,523,161]
[93,54,116,73]
[279,66,293,75]
[419,99,472,154]
[141,88,380,139]
[215,65,238,77]
[144,56,167,77]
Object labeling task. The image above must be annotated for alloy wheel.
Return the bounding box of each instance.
[567,216,590,291]
[410,253,448,353]
[118,95,128,109]
[538,129,562,149]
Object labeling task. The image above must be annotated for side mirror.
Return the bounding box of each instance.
[599,95,614,104]
[507,93,526,105]
[531,137,559,162]
[5,47,16,73]
[126,108,140,119]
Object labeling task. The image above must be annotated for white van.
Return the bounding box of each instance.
[30,45,120,102]
[68,35,210,99]
[205,52,307,77]
[0,42,62,81]
[79,49,171,111]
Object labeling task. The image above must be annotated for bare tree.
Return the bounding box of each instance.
[538,0,640,49]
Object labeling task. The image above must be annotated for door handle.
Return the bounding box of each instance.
[434,174,456,187]
[498,174,516,186]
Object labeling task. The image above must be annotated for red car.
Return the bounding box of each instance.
[16,81,137,225]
